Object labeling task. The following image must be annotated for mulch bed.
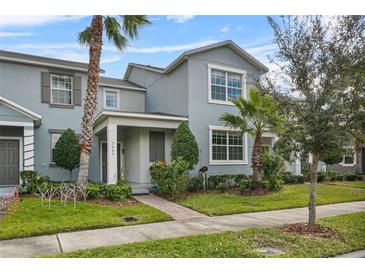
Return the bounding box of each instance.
[279,223,337,238]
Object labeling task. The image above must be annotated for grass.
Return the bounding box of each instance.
[0,198,172,240]
[179,181,365,216]
[52,212,365,258]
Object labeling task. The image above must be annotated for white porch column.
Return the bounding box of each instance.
[293,156,302,175]
[107,123,118,184]
[23,125,34,171]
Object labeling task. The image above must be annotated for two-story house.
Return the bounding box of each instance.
[1,40,362,193]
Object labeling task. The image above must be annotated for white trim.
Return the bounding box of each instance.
[0,95,42,120]
[50,73,73,106]
[340,149,356,167]
[0,136,23,185]
[0,56,89,72]
[207,63,247,105]
[98,110,189,122]
[208,125,248,165]
[0,121,34,127]
[103,88,120,110]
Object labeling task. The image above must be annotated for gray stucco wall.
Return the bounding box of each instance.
[187,47,263,175]
[128,64,189,116]
[0,61,89,181]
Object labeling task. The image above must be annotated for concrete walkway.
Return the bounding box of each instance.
[133,194,206,220]
[0,201,364,258]
[336,249,365,258]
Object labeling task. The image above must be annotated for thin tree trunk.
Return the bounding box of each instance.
[77,15,103,186]
[308,152,319,225]
[251,131,263,189]
[354,139,362,174]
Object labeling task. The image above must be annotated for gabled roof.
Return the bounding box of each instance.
[124,40,269,79]
[99,76,146,91]
[0,95,42,126]
[0,50,105,73]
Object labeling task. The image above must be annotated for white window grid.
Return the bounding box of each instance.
[51,74,73,105]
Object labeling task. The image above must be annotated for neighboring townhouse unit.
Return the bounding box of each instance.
[1,40,363,192]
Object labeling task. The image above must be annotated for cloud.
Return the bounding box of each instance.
[166,15,195,23]
[0,32,33,37]
[236,26,243,31]
[219,24,230,33]
[0,16,86,27]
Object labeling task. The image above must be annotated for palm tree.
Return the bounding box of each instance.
[76,16,150,186]
[220,88,281,189]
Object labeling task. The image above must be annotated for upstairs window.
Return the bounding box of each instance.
[209,64,246,104]
[104,90,119,109]
[51,74,72,105]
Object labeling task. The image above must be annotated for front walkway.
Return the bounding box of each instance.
[1,201,364,258]
[133,194,206,220]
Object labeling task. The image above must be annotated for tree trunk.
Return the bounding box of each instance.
[76,15,103,186]
[308,152,319,225]
[354,139,362,174]
[251,131,263,189]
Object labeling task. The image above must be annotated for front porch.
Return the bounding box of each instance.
[93,110,188,192]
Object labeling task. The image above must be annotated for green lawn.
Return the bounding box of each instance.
[0,198,172,240]
[179,181,365,216]
[52,212,365,258]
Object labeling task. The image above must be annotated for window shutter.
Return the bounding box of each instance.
[73,76,82,106]
[41,72,50,103]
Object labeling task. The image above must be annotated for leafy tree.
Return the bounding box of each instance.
[267,16,362,224]
[76,16,150,186]
[171,122,199,170]
[54,128,80,181]
[220,88,282,189]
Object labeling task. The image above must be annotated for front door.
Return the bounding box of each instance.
[102,143,121,182]
[0,140,19,186]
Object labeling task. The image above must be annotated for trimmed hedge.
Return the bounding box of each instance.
[187,175,205,192]
[282,172,304,184]
[207,174,250,190]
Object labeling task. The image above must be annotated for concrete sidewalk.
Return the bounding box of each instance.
[0,201,364,258]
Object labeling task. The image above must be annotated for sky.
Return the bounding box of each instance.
[0,16,277,78]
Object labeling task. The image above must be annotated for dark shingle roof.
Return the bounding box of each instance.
[99,76,145,90]
[0,50,105,73]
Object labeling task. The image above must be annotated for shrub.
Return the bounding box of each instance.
[344,173,359,181]
[317,171,327,182]
[187,175,204,192]
[336,174,345,181]
[282,172,304,184]
[86,183,104,200]
[207,175,225,190]
[232,174,249,186]
[53,128,80,181]
[262,152,285,182]
[150,158,189,200]
[171,122,199,170]
[104,184,132,202]
[217,182,229,193]
[326,171,337,181]
[20,170,39,191]
[266,178,284,191]
[239,179,250,194]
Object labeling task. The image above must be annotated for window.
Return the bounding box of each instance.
[51,133,61,163]
[51,74,72,105]
[104,90,119,109]
[209,64,246,104]
[149,131,165,162]
[342,150,355,166]
[210,127,246,164]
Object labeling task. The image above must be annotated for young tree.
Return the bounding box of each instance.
[267,16,362,224]
[171,122,199,170]
[54,128,80,181]
[220,88,281,189]
[76,16,150,186]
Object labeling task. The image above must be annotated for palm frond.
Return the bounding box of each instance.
[104,16,128,50]
[120,15,151,39]
[78,27,92,46]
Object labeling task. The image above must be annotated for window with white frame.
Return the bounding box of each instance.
[104,90,119,109]
[210,128,246,163]
[342,150,355,166]
[209,64,246,104]
[51,74,72,105]
[50,132,62,163]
